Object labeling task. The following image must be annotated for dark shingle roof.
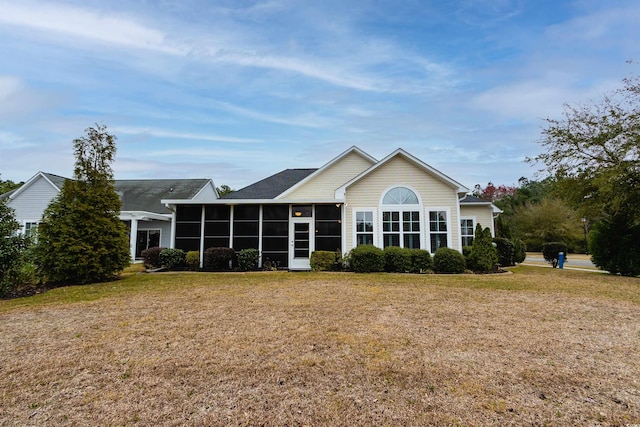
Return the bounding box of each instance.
[459,194,490,204]
[222,169,317,199]
[42,172,68,189]
[115,179,210,213]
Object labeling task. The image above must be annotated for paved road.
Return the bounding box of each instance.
[524,255,596,268]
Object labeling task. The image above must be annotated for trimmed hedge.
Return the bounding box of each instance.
[433,247,466,274]
[203,247,236,271]
[493,237,515,267]
[185,251,200,271]
[159,248,186,270]
[237,248,260,271]
[512,238,527,264]
[384,246,412,273]
[410,249,433,273]
[542,242,568,268]
[141,246,165,269]
[348,245,384,273]
[310,251,337,271]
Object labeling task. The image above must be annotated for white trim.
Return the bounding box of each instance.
[8,172,64,201]
[352,207,377,248]
[336,149,469,197]
[460,216,476,248]
[192,179,219,200]
[289,217,314,270]
[425,207,452,253]
[276,146,377,199]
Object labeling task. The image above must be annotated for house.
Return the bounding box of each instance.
[162,147,501,269]
[0,172,217,261]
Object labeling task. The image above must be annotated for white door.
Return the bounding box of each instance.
[289,218,314,270]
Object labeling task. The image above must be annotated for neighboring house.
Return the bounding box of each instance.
[162,147,501,270]
[0,172,217,261]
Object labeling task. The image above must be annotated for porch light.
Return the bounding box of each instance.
[294,211,302,217]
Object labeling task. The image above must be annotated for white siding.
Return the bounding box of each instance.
[344,156,462,252]
[7,176,59,223]
[285,151,373,200]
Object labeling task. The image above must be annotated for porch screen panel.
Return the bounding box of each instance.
[315,204,342,252]
[175,205,202,252]
[204,205,230,249]
[261,204,289,268]
[233,205,259,250]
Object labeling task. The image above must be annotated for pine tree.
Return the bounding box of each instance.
[35,125,130,285]
[467,224,498,273]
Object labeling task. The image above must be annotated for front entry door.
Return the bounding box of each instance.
[289,218,314,270]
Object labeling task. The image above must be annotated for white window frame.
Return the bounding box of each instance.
[136,228,162,258]
[460,217,476,248]
[426,207,451,253]
[21,220,39,239]
[379,186,423,249]
[352,208,377,248]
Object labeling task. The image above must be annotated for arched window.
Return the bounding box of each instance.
[381,187,421,249]
[382,187,419,205]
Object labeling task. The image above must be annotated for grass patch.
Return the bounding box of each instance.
[1,269,639,425]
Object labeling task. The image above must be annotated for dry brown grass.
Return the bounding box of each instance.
[1,268,639,426]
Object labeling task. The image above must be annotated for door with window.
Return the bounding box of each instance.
[136,229,160,258]
[289,218,314,270]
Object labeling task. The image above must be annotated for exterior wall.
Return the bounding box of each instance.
[7,176,59,226]
[192,183,218,201]
[459,205,495,236]
[284,151,374,200]
[344,156,462,253]
[137,219,173,248]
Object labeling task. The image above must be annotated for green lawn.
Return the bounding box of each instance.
[1,268,639,426]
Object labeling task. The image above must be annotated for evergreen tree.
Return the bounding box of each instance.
[35,125,130,285]
[0,200,30,295]
[467,224,498,273]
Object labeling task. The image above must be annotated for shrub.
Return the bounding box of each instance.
[409,249,432,273]
[185,251,200,271]
[542,242,568,268]
[433,247,466,274]
[310,251,337,271]
[589,215,640,276]
[512,238,527,264]
[493,237,515,267]
[348,244,384,273]
[383,246,412,273]
[159,248,186,270]
[467,225,498,273]
[237,248,260,271]
[203,247,235,271]
[141,246,164,269]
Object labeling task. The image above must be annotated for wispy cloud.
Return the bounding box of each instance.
[114,126,262,144]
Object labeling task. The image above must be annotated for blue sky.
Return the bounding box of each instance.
[1,0,638,191]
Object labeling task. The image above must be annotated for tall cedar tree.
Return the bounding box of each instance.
[467,224,497,273]
[0,200,30,295]
[36,125,130,285]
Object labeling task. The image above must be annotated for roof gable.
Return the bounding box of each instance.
[337,149,469,197]
[276,146,377,199]
[116,179,213,213]
[4,172,68,201]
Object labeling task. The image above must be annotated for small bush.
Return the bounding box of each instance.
[410,249,432,273]
[467,225,498,273]
[542,242,568,268]
[185,251,200,271]
[203,247,235,271]
[383,246,412,273]
[237,248,260,271]
[493,237,515,267]
[159,248,186,270]
[141,246,164,269]
[512,238,527,264]
[433,247,466,274]
[348,245,384,273]
[310,251,337,271]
